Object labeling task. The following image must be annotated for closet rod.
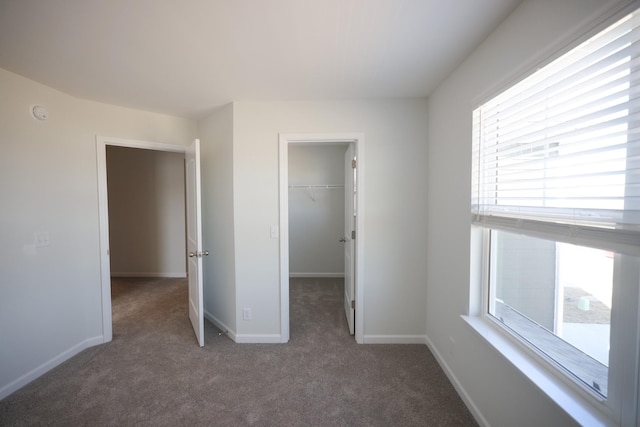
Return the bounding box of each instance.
[288,184,344,189]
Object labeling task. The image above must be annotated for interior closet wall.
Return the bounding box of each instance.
[288,145,345,277]
[106,146,186,277]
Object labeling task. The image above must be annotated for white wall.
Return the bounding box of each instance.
[198,104,237,336]
[0,68,197,399]
[288,145,345,277]
[425,0,627,425]
[106,146,186,277]
[232,100,429,341]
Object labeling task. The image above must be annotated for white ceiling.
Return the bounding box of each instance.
[0,0,521,119]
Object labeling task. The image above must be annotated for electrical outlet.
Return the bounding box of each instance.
[34,232,50,247]
[243,308,252,321]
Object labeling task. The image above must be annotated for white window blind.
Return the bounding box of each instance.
[472,10,640,251]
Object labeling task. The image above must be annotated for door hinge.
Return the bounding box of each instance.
[352,159,357,169]
[351,300,355,309]
[351,230,356,239]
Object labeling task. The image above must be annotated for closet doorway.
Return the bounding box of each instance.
[288,145,346,279]
[278,133,365,344]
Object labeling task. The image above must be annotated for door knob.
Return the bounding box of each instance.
[189,250,209,258]
[339,237,347,243]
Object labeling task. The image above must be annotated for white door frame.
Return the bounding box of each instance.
[96,135,187,343]
[278,132,365,344]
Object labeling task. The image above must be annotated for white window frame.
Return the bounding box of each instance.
[465,3,640,426]
[468,226,639,426]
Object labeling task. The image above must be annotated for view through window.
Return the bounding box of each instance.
[490,230,613,397]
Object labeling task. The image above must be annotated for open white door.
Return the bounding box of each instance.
[343,144,356,335]
[186,139,205,347]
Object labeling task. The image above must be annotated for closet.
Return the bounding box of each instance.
[288,145,346,277]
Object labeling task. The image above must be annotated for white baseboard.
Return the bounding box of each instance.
[234,334,283,344]
[110,272,187,278]
[289,273,345,278]
[203,310,284,343]
[363,334,428,344]
[424,335,489,427]
[204,310,237,342]
[203,310,283,343]
[0,335,103,401]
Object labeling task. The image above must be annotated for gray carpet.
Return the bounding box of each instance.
[0,277,477,426]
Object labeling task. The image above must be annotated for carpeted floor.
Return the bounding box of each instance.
[0,277,477,426]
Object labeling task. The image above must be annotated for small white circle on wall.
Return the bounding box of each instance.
[31,105,49,120]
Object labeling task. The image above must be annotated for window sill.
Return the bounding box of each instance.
[462,315,615,427]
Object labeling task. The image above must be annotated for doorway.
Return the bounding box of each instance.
[287,144,349,338]
[287,144,346,278]
[96,137,205,346]
[278,133,365,344]
[105,145,186,336]
[105,146,186,280]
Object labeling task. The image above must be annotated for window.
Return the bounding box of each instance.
[489,230,613,395]
[472,6,640,424]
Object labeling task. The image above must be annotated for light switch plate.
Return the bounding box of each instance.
[34,232,50,247]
